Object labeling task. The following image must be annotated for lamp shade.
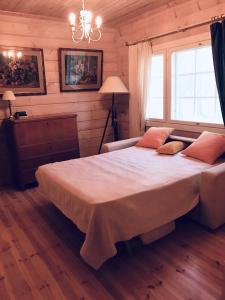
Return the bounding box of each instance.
[2,90,16,101]
[99,76,129,94]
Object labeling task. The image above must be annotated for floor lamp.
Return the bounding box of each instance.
[98,76,129,154]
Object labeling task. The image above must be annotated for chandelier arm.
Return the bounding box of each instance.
[89,28,102,42]
[72,36,82,43]
[71,24,85,43]
[71,30,83,43]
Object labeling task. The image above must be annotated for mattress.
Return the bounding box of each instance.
[36,146,211,269]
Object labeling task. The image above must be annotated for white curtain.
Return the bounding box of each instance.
[128,41,152,137]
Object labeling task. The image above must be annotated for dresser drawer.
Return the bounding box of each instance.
[17,139,79,160]
[14,118,77,146]
[51,139,79,153]
[47,118,77,140]
[20,150,79,170]
[14,120,50,146]
[52,150,79,163]
[18,143,52,159]
[20,155,54,170]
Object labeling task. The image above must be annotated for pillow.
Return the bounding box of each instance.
[182,131,225,164]
[157,141,186,155]
[136,127,174,149]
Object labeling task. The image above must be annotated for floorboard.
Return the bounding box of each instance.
[0,188,224,300]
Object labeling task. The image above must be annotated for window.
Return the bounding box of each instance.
[146,54,164,119]
[171,45,223,124]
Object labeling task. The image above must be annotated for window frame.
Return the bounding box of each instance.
[168,40,223,128]
[146,38,224,132]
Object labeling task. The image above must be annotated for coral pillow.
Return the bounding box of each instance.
[182,131,225,164]
[136,127,174,149]
[157,141,186,155]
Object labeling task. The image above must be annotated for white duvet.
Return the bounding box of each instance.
[36,146,211,269]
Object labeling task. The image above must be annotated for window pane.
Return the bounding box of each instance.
[176,75,195,98]
[196,47,214,73]
[173,49,195,75]
[196,98,223,124]
[146,54,164,119]
[151,55,163,76]
[149,98,164,119]
[173,98,195,121]
[171,45,223,124]
[195,73,216,97]
[150,77,163,98]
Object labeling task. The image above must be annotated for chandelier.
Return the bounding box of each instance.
[69,0,102,43]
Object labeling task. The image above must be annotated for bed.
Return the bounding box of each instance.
[36,142,215,269]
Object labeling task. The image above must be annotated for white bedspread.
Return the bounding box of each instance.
[36,146,211,269]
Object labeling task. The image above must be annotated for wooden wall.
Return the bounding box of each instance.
[0,12,128,186]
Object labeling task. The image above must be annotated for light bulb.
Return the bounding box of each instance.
[17,52,23,59]
[7,51,14,58]
[3,51,7,57]
[69,13,76,26]
[95,16,102,28]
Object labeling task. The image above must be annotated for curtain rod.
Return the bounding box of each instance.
[125,14,225,47]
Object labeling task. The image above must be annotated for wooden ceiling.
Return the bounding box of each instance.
[0,0,186,25]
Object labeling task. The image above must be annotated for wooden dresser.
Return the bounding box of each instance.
[5,113,80,189]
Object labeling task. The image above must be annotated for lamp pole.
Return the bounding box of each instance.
[98,93,119,154]
[111,93,119,141]
[8,100,13,118]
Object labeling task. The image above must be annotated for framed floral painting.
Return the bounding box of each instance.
[0,47,46,96]
[59,48,103,92]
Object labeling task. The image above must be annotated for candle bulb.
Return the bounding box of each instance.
[95,16,102,29]
[69,13,76,26]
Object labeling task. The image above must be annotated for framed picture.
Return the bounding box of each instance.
[0,47,46,96]
[59,48,103,92]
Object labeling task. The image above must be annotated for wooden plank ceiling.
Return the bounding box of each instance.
[0,0,187,25]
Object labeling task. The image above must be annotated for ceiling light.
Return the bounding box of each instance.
[69,0,102,43]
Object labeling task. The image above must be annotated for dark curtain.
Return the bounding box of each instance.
[210,21,225,125]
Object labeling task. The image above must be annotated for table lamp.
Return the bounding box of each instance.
[2,90,16,118]
[98,76,129,153]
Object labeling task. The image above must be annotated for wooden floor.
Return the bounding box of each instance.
[0,188,224,300]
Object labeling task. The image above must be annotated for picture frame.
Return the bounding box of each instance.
[0,46,47,96]
[58,48,103,92]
